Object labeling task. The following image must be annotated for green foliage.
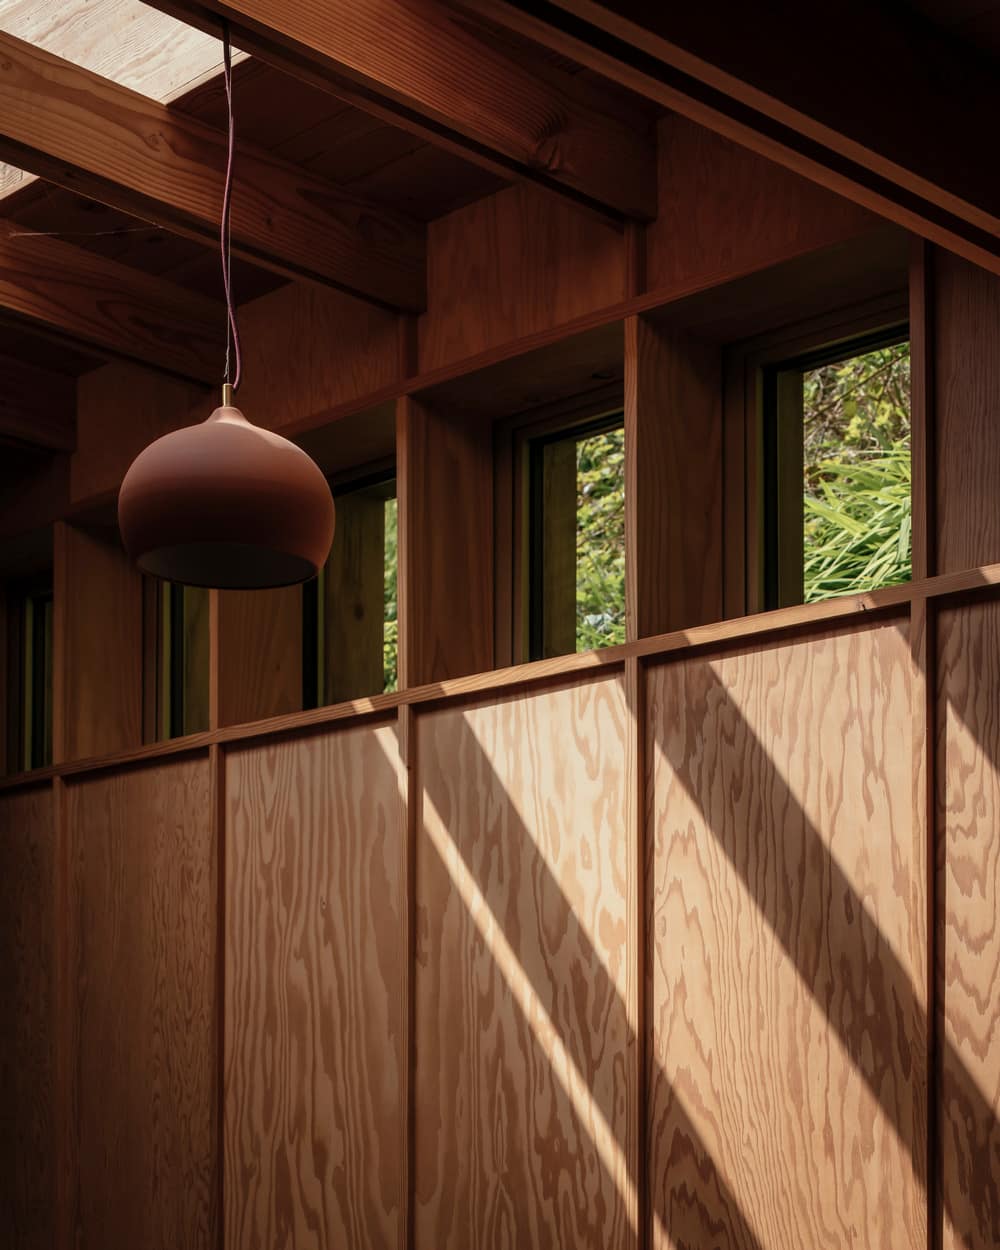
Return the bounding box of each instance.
[802,342,911,602]
[575,427,626,651]
[383,496,398,691]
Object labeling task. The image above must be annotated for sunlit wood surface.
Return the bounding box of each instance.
[414,675,636,1249]
[647,618,923,1248]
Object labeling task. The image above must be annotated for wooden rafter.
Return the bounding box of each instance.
[146,0,656,221]
[0,31,426,310]
[463,0,1000,275]
[0,225,225,382]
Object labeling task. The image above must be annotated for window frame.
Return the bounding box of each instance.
[302,459,397,710]
[494,383,625,666]
[723,293,909,617]
[4,573,54,773]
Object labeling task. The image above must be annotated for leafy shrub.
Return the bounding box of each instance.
[802,342,911,602]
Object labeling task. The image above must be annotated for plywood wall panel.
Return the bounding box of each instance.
[646,116,876,296]
[414,675,636,1250]
[647,619,922,1249]
[0,783,56,1250]
[418,184,625,372]
[55,522,143,761]
[938,598,1000,1250]
[224,722,404,1250]
[932,249,1000,573]
[66,756,216,1250]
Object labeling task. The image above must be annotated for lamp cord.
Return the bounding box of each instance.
[221,23,242,394]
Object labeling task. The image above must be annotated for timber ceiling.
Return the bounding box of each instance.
[902,0,1000,63]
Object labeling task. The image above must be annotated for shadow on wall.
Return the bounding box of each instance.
[389,599,1000,1249]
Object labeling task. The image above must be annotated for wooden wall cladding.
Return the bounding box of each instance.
[417,184,626,372]
[54,522,142,762]
[625,315,723,640]
[224,723,404,1250]
[0,783,55,1250]
[71,280,400,510]
[646,618,924,1249]
[233,281,400,431]
[396,397,494,686]
[937,598,1000,1250]
[72,361,209,507]
[214,586,303,728]
[413,675,636,1249]
[932,248,1000,574]
[65,755,216,1250]
[646,115,876,296]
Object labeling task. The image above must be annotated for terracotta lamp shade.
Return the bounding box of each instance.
[119,403,335,589]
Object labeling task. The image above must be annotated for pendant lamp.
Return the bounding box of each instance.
[119,28,334,589]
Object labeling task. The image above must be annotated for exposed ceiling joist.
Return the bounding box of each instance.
[464,0,1000,276]
[0,353,75,451]
[146,0,656,221]
[0,224,225,382]
[0,31,426,310]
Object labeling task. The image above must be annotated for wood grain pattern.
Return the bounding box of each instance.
[932,248,1000,573]
[0,222,224,381]
[646,116,876,296]
[54,522,142,762]
[414,675,636,1249]
[72,361,209,507]
[215,585,303,728]
[70,278,399,510]
[65,755,216,1250]
[625,315,723,639]
[234,280,401,433]
[0,30,426,309]
[468,0,1000,279]
[225,722,404,1248]
[0,783,56,1250]
[937,599,1000,1249]
[396,397,494,685]
[418,184,625,372]
[0,0,226,103]
[0,353,75,451]
[323,490,386,703]
[151,0,655,219]
[647,619,923,1249]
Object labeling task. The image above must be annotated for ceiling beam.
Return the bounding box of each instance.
[0,353,75,451]
[0,31,426,310]
[146,0,656,221]
[463,0,1000,276]
[0,224,225,382]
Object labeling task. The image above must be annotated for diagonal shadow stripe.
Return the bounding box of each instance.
[405,674,767,1249]
[647,614,1000,1249]
[403,607,1000,1249]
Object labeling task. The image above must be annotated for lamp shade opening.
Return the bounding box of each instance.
[119,405,335,589]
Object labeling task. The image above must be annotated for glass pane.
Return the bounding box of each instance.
[575,426,626,650]
[802,342,911,602]
[383,496,398,693]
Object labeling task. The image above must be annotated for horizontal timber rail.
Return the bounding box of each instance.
[2,561,995,793]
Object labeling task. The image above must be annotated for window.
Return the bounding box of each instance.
[5,578,53,772]
[143,581,210,741]
[524,413,625,661]
[763,332,910,609]
[303,474,398,707]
